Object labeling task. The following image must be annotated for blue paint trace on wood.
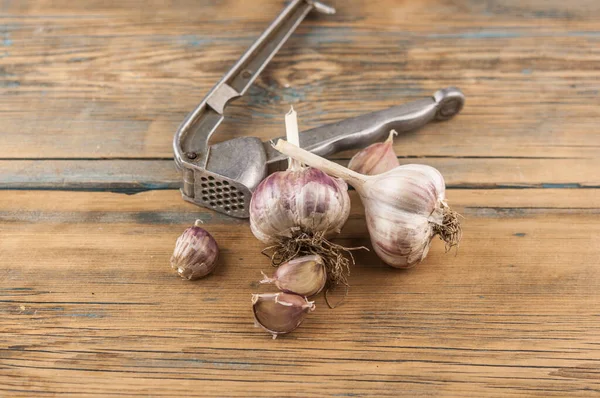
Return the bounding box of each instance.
[427,31,600,39]
[179,34,213,47]
[3,33,12,46]
[541,183,582,189]
[428,31,522,39]
[68,313,105,318]
[514,233,526,237]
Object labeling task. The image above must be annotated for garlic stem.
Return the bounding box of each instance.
[385,129,398,144]
[284,107,302,171]
[274,139,367,188]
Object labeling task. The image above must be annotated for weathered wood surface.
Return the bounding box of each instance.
[1,0,599,396]
[1,157,599,192]
[1,0,599,159]
[2,190,600,397]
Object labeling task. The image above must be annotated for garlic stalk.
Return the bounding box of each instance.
[252,292,315,339]
[260,254,326,297]
[273,140,462,268]
[170,220,219,279]
[348,130,400,175]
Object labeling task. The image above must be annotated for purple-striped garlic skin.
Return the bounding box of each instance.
[260,254,326,297]
[252,292,315,339]
[250,167,350,243]
[348,130,400,175]
[170,223,219,280]
[270,139,462,270]
[360,164,448,268]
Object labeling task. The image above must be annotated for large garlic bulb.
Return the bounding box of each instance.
[362,164,450,267]
[274,140,462,268]
[249,167,351,243]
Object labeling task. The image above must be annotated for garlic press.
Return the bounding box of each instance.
[173,0,464,219]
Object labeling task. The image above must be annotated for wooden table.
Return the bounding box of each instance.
[1,0,599,396]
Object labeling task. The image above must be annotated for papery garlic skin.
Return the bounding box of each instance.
[252,292,315,338]
[170,223,219,280]
[250,167,351,243]
[362,164,447,268]
[348,130,400,175]
[272,140,462,270]
[260,254,326,297]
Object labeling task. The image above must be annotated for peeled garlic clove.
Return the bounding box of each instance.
[260,254,326,297]
[170,221,219,280]
[250,167,351,243]
[348,130,400,175]
[252,293,315,339]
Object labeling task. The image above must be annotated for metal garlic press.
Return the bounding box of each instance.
[173,0,465,218]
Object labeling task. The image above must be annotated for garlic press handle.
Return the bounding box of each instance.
[174,0,335,170]
[266,87,465,166]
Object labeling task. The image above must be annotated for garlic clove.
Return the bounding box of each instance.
[252,292,315,339]
[260,254,327,297]
[348,130,400,175]
[170,220,219,280]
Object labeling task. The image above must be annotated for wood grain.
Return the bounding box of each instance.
[0,0,599,159]
[1,0,599,396]
[1,190,600,397]
[0,157,598,192]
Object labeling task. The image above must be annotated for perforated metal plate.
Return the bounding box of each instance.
[180,168,252,218]
[199,175,247,213]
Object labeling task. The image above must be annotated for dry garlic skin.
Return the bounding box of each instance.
[249,167,351,243]
[271,139,462,270]
[367,164,446,219]
[252,293,315,337]
[170,225,219,280]
[362,164,447,268]
[261,254,327,297]
[348,131,399,175]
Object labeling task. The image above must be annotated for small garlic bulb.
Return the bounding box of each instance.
[348,130,400,175]
[250,167,351,243]
[252,292,315,339]
[260,254,326,297]
[170,221,219,280]
[274,140,462,269]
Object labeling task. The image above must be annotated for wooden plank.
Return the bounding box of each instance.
[0,189,599,396]
[0,160,180,192]
[0,157,598,192]
[1,0,599,158]
[2,0,600,396]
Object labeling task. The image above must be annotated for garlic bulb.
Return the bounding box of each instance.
[250,108,354,292]
[170,221,219,280]
[250,167,351,243]
[348,130,400,175]
[260,254,326,297]
[273,140,462,268]
[252,292,315,338]
[250,107,350,243]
